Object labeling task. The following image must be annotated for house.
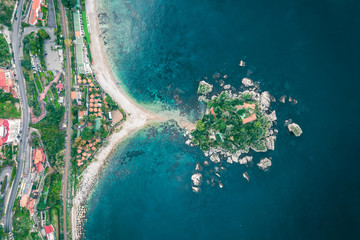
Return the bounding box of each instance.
[43,225,55,240]
[0,69,14,93]
[0,119,21,146]
[242,114,257,124]
[210,107,216,118]
[33,147,45,173]
[236,103,256,110]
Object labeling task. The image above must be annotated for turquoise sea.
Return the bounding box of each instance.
[85,0,360,239]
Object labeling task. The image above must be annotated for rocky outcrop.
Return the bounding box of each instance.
[267,110,277,122]
[191,173,202,186]
[210,154,221,163]
[197,81,213,95]
[243,172,250,181]
[224,84,231,90]
[257,158,272,171]
[288,123,303,137]
[241,78,254,87]
[260,91,271,111]
[264,136,276,151]
[279,95,286,103]
[239,156,253,164]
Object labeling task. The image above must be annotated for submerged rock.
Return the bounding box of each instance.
[257,158,272,171]
[197,81,213,95]
[288,123,303,137]
[191,173,202,186]
[192,186,200,193]
[241,78,254,87]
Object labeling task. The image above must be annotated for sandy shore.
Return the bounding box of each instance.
[72,0,197,238]
[72,0,161,238]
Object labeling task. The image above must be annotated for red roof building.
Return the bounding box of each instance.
[33,147,45,172]
[28,0,42,25]
[0,119,10,146]
[44,225,54,234]
[0,69,11,93]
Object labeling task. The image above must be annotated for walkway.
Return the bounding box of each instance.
[30,72,61,124]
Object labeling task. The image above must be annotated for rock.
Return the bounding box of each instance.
[288,96,293,102]
[270,95,276,102]
[227,157,233,164]
[279,95,286,103]
[219,182,224,188]
[185,139,192,145]
[198,95,209,102]
[191,173,202,186]
[264,136,276,151]
[219,80,225,87]
[223,74,228,79]
[203,160,210,166]
[213,72,221,79]
[243,172,250,181]
[260,91,271,111]
[288,123,303,137]
[197,81,213,95]
[241,78,254,87]
[239,156,253,164]
[257,158,272,171]
[293,99,298,104]
[195,162,201,171]
[215,173,221,178]
[231,154,239,163]
[267,110,277,122]
[224,84,231,90]
[192,186,200,192]
[210,154,221,163]
[239,60,246,67]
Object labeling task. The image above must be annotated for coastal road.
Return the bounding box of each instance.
[4,0,30,233]
[59,0,73,239]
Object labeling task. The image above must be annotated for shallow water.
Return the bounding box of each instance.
[85,0,360,239]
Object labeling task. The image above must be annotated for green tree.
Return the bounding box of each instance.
[37,29,50,40]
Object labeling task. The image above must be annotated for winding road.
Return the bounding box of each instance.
[4,0,30,233]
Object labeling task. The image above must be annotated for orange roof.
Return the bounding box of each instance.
[71,91,77,99]
[77,75,81,79]
[210,107,216,118]
[33,148,45,164]
[75,31,81,37]
[88,79,92,83]
[20,194,29,207]
[89,108,94,112]
[77,149,81,153]
[82,157,85,160]
[90,94,95,99]
[78,79,82,84]
[78,110,85,117]
[89,83,94,87]
[90,99,94,103]
[94,108,98,112]
[89,103,94,107]
[236,103,256,110]
[92,147,96,151]
[29,0,41,25]
[77,161,82,166]
[242,114,257,124]
[97,112,102,117]
[82,152,87,156]
[96,138,100,142]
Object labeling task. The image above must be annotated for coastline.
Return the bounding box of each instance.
[72,0,197,238]
[72,0,161,239]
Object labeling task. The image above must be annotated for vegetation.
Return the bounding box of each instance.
[31,104,65,168]
[50,207,60,240]
[12,199,32,239]
[82,11,90,43]
[47,173,62,208]
[0,33,12,66]
[192,91,271,152]
[1,175,7,194]
[0,0,16,27]
[62,0,77,8]
[0,89,21,118]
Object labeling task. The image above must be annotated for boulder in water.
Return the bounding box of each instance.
[288,123,303,137]
[191,173,202,186]
[241,77,254,87]
[257,158,272,171]
[197,81,213,95]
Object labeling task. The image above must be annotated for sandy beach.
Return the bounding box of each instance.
[71,0,161,238]
[72,0,197,238]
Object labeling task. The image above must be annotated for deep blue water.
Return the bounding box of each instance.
[85,0,360,239]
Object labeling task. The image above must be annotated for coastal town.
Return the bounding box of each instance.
[0,0,128,239]
[0,0,304,239]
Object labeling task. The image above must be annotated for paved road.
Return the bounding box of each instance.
[4,0,30,233]
[47,0,57,29]
[59,0,73,239]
